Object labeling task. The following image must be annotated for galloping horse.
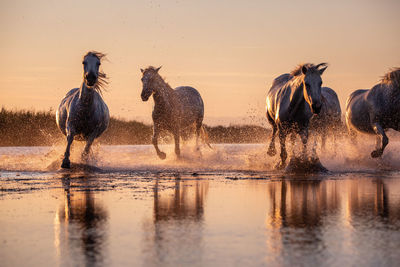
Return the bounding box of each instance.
[346,68,400,158]
[266,63,328,169]
[310,87,342,151]
[56,51,109,168]
[140,66,210,159]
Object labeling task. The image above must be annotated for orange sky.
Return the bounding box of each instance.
[0,0,399,125]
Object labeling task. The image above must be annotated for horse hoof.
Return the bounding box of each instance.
[371,150,382,158]
[267,148,277,157]
[61,159,71,169]
[285,157,328,173]
[158,152,166,160]
[275,162,286,170]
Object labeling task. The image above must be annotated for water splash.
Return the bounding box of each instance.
[1,134,400,173]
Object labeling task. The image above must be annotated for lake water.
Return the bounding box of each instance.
[1,144,400,266]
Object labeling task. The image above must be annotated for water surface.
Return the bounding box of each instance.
[1,144,400,266]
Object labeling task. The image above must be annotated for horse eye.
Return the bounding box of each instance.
[82,61,87,65]
[97,62,101,66]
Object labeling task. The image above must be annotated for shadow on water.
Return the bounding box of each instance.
[55,173,108,267]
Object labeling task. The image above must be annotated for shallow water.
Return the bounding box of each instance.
[1,144,400,266]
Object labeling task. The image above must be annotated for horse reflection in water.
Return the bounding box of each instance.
[266,63,328,170]
[55,174,108,266]
[264,178,394,264]
[346,68,400,158]
[144,175,209,266]
[56,51,109,168]
[266,179,392,227]
[140,66,211,160]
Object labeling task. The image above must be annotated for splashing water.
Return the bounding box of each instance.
[2,132,400,173]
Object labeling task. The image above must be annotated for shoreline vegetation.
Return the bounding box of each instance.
[0,108,270,147]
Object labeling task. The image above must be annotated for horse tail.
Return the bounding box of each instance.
[201,126,213,149]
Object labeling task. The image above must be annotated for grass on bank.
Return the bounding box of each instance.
[0,108,269,146]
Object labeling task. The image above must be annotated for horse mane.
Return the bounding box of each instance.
[290,63,328,76]
[143,66,159,73]
[143,66,173,90]
[381,67,400,89]
[84,51,108,94]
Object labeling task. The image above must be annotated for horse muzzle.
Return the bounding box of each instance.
[141,92,150,101]
[312,103,322,114]
[141,86,153,101]
[85,73,97,87]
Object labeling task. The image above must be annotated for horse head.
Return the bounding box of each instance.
[82,52,103,88]
[140,66,162,101]
[301,63,328,114]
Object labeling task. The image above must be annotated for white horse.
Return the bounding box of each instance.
[140,66,210,159]
[346,68,400,158]
[266,63,328,169]
[310,86,342,151]
[56,51,109,168]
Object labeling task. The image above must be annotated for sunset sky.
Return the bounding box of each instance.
[1,0,399,125]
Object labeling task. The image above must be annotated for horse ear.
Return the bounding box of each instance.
[318,65,328,75]
[140,68,144,73]
[155,66,162,72]
[301,66,308,75]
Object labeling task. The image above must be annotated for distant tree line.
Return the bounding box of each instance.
[0,108,270,146]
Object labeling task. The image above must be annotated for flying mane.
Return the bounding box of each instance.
[381,67,400,89]
[83,51,108,94]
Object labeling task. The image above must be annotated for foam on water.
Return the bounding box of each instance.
[2,133,400,173]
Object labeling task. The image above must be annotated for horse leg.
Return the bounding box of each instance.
[307,129,318,160]
[371,122,388,158]
[347,127,357,145]
[173,130,181,159]
[152,127,166,160]
[61,131,74,169]
[267,113,277,156]
[195,120,202,151]
[321,132,326,152]
[332,131,338,155]
[276,128,287,169]
[82,136,95,162]
[305,127,327,171]
[312,127,323,156]
[290,132,297,157]
[299,128,309,159]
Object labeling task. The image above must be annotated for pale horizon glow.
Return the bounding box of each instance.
[0,0,399,126]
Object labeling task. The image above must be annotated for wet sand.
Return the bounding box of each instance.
[1,144,400,266]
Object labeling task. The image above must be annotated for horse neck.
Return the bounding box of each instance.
[78,83,95,106]
[152,77,175,108]
[289,76,306,113]
[386,84,400,100]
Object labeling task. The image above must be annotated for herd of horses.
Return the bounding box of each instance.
[55,51,400,170]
